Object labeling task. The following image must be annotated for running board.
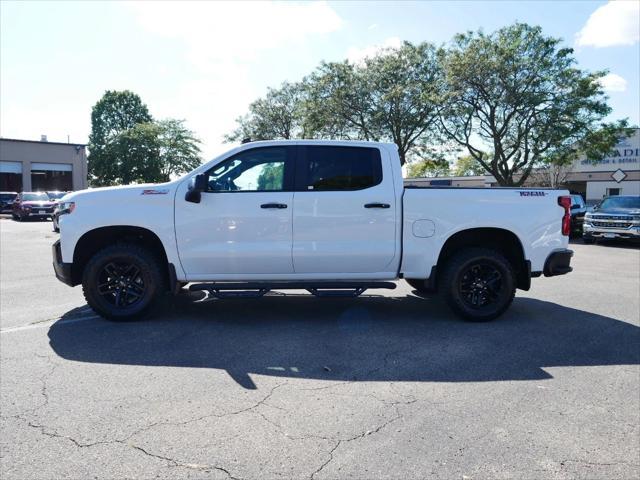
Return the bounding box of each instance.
[189,281,396,299]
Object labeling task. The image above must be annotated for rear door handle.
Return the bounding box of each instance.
[261,203,288,209]
[364,203,390,209]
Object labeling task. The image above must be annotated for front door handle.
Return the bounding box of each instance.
[261,203,288,209]
[364,203,390,209]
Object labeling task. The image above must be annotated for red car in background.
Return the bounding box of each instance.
[12,192,57,221]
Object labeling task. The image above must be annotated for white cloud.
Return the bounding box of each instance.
[346,37,402,64]
[124,1,343,156]
[599,72,628,92]
[368,23,378,30]
[575,1,640,47]
[127,1,343,70]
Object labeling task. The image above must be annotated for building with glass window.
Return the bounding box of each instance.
[0,137,87,192]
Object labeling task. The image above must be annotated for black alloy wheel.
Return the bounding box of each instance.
[97,261,146,309]
[458,262,503,309]
[440,247,515,322]
[82,244,164,321]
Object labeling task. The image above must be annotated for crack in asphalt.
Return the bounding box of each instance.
[130,443,243,480]
[308,400,414,480]
[560,459,640,468]
[1,354,58,420]
[12,380,289,480]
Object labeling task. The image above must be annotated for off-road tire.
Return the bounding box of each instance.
[82,243,164,321]
[440,247,516,322]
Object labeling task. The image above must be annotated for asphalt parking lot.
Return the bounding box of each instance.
[1,216,639,479]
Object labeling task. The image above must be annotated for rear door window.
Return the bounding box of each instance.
[298,146,382,191]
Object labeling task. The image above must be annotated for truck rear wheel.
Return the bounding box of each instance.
[440,247,515,322]
[82,244,164,321]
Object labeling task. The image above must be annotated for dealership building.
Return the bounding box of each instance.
[406,129,640,202]
[0,137,88,192]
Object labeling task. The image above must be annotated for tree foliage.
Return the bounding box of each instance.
[226,42,444,165]
[256,163,284,190]
[225,82,308,142]
[440,23,630,185]
[453,153,488,176]
[154,119,203,181]
[406,158,450,178]
[226,23,633,184]
[88,90,153,185]
[88,91,201,185]
[103,120,202,185]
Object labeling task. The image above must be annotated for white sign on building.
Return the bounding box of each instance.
[569,129,639,202]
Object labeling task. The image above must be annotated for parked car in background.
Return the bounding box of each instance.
[48,191,71,232]
[583,195,640,243]
[12,192,57,221]
[570,194,587,237]
[0,192,18,213]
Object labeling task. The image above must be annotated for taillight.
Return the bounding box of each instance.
[558,196,571,236]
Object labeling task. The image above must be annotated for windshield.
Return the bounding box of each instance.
[599,196,640,210]
[0,194,16,201]
[47,192,66,200]
[22,192,49,202]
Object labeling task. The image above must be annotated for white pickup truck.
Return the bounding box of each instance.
[53,140,573,322]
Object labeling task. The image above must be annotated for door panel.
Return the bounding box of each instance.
[292,146,397,274]
[175,146,295,277]
[176,191,294,275]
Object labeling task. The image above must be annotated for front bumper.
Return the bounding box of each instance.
[543,249,573,277]
[52,240,74,286]
[583,224,640,239]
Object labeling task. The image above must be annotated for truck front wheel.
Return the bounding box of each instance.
[440,247,515,322]
[82,244,164,321]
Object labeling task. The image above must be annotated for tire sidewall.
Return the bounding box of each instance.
[83,246,162,321]
[443,249,515,322]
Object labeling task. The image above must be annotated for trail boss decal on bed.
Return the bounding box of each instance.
[519,191,547,197]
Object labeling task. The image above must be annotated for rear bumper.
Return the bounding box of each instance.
[52,240,74,286]
[543,249,573,277]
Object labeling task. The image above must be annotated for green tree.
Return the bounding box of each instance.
[88,90,153,186]
[226,42,445,165]
[406,158,450,178]
[305,42,444,165]
[106,122,162,185]
[440,23,630,186]
[155,119,202,181]
[256,163,284,190]
[225,82,308,142]
[453,153,487,176]
[105,120,203,184]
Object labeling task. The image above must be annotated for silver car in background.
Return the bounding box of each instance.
[583,195,640,243]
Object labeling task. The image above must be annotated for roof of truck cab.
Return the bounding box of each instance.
[238,139,398,149]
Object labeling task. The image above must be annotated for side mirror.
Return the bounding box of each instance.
[185,173,207,203]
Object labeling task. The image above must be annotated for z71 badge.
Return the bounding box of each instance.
[519,191,547,197]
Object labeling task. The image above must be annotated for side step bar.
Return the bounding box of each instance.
[189,281,396,299]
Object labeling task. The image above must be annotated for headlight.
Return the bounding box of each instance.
[58,201,75,215]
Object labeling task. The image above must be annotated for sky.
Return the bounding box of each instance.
[1,0,639,159]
